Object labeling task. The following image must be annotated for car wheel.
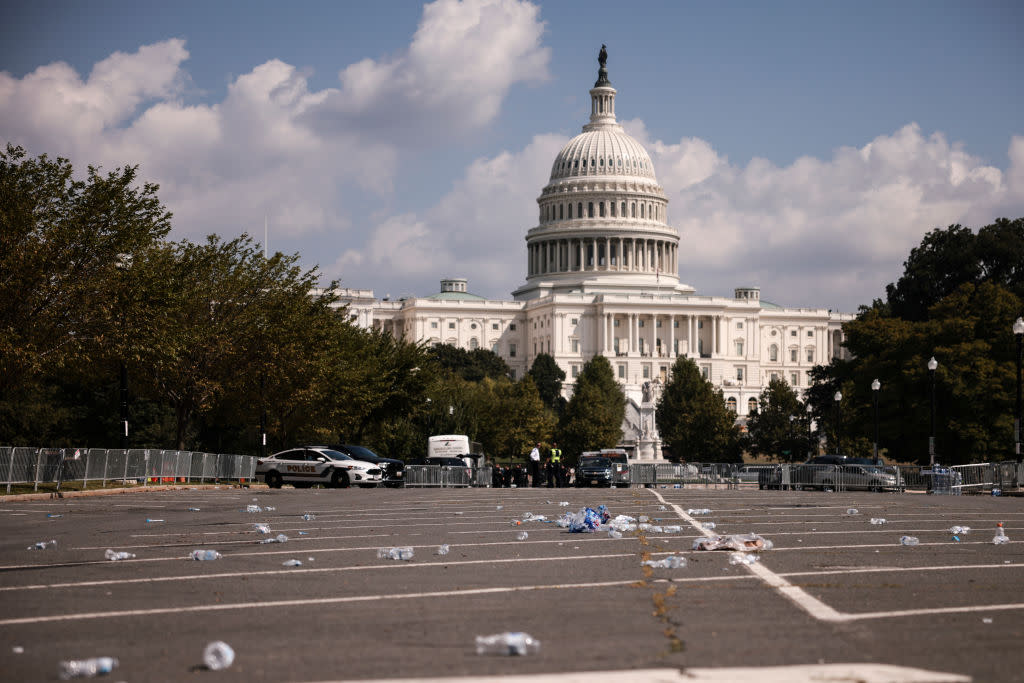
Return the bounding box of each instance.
[331,469,350,489]
[265,471,283,489]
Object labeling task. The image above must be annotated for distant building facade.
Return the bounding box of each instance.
[331,52,851,460]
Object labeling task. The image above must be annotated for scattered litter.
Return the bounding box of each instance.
[899,536,920,546]
[144,518,164,523]
[264,506,275,511]
[846,508,859,515]
[693,534,773,552]
[202,641,235,671]
[982,617,993,624]
[27,539,57,550]
[308,557,315,561]
[190,549,222,561]
[642,555,687,569]
[516,531,529,541]
[245,505,262,513]
[870,518,886,525]
[686,508,711,516]
[950,526,971,535]
[301,513,316,521]
[496,505,503,510]
[378,547,414,561]
[729,552,761,565]
[510,520,523,526]
[559,501,569,507]
[638,515,650,523]
[562,506,610,533]
[282,559,303,567]
[436,544,450,555]
[522,512,535,520]
[259,534,288,544]
[58,656,118,679]
[298,531,309,535]
[662,525,682,533]
[475,632,540,656]
[104,549,135,561]
[12,646,24,654]
[454,511,463,515]
[608,530,623,539]
[992,488,1002,496]
[658,505,667,511]
[993,523,1009,545]
[47,513,63,518]
[187,507,200,512]
[702,522,717,530]
[254,524,271,534]
[527,515,546,521]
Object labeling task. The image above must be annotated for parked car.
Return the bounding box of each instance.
[255,447,382,489]
[329,444,405,487]
[735,464,772,484]
[575,455,614,487]
[580,449,630,487]
[809,464,899,492]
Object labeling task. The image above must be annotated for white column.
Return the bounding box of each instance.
[668,314,675,357]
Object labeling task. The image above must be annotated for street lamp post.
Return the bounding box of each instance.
[806,402,813,460]
[833,391,842,455]
[1014,317,1023,460]
[928,356,938,468]
[871,379,881,465]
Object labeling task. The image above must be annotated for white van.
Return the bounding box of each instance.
[427,435,481,467]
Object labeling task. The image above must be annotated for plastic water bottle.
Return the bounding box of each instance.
[729,552,760,565]
[992,488,1002,496]
[608,530,623,539]
[687,508,711,515]
[301,513,316,520]
[993,523,1009,545]
[144,518,164,523]
[47,513,63,518]
[642,555,687,569]
[949,526,971,535]
[104,549,135,561]
[282,559,303,567]
[264,506,276,511]
[28,539,57,550]
[202,641,235,671]
[900,536,920,546]
[436,544,450,555]
[846,508,859,515]
[58,656,118,679]
[475,632,540,656]
[245,504,262,513]
[496,505,503,510]
[870,518,886,525]
[259,534,288,544]
[254,524,271,534]
[377,547,414,560]
[190,549,222,561]
[516,531,529,541]
[702,522,717,530]
[559,501,569,507]
[187,507,200,512]
[662,525,681,533]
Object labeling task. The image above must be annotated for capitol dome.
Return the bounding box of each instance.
[515,46,685,300]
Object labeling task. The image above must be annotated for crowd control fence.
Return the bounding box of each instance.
[0,447,257,494]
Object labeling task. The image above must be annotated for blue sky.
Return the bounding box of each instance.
[3,0,1023,312]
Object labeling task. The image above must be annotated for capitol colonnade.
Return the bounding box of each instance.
[527,237,677,276]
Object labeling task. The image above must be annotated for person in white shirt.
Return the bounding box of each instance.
[529,444,541,487]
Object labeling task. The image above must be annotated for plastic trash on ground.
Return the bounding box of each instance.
[686,508,711,515]
[104,549,135,561]
[563,506,611,533]
[516,531,529,541]
[475,632,540,656]
[870,518,886,525]
[282,559,303,567]
[187,507,200,512]
[436,544,450,555]
[190,549,222,561]
[949,526,971,535]
[900,536,920,546]
[846,508,859,515]
[58,656,118,679]
[301,513,316,521]
[245,504,262,513]
[641,555,687,569]
[259,533,288,544]
[202,641,235,671]
[661,525,682,533]
[559,501,569,506]
[702,522,717,530]
[254,524,271,534]
[28,539,57,550]
[608,530,623,539]
[692,533,773,552]
[47,513,63,518]
[144,518,164,523]
[993,523,1009,545]
[378,547,414,561]
[729,552,760,565]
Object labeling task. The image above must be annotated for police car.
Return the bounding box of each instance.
[256,447,383,489]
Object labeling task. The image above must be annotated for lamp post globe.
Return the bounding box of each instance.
[833,391,842,455]
[805,402,814,460]
[928,357,938,468]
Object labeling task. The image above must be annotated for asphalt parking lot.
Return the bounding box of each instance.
[1,485,1022,682]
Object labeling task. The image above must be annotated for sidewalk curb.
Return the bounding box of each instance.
[0,482,268,502]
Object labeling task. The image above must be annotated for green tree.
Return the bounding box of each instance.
[656,357,741,462]
[427,344,510,382]
[557,355,624,463]
[746,378,803,461]
[528,352,566,414]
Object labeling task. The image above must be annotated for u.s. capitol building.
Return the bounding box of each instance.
[332,50,851,460]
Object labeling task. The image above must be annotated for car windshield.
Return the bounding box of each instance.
[343,445,380,460]
[322,450,353,461]
[581,458,611,467]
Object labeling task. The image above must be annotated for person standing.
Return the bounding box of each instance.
[549,443,562,487]
[529,443,541,487]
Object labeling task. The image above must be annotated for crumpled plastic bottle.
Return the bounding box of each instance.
[516,531,529,541]
[475,632,540,656]
[190,549,222,561]
[259,533,288,544]
[58,656,118,679]
[301,513,316,521]
[686,508,711,515]
[436,544,450,555]
[949,525,971,535]
[642,555,687,569]
[104,549,135,561]
[993,523,1010,545]
[377,547,414,560]
[869,518,886,525]
[900,536,920,546]
[28,539,57,550]
[245,504,262,513]
[282,559,303,567]
[702,522,717,530]
[608,530,623,539]
[729,552,760,565]
[846,508,859,515]
[202,641,235,670]
[254,524,271,534]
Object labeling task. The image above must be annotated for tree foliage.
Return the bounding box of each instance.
[656,357,742,462]
[427,344,510,382]
[528,352,566,414]
[557,355,624,463]
[745,378,805,461]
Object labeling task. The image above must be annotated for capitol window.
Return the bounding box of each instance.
[559,204,564,219]
[577,202,583,217]
[588,202,594,218]
[599,201,605,217]
[448,322,455,330]
[631,202,636,217]
[806,349,814,363]
[621,201,626,215]
[509,343,517,358]
[610,202,616,217]
[769,344,778,361]
[568,204,573,218]
[431,322,438,329]
[509,323,516,331]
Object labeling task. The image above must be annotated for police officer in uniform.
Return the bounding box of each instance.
[549,444,562,487]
